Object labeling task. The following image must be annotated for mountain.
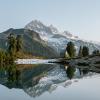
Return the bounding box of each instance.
[0,20,100,58]
[25,20,56,40]
[25,20,100,55]
[0,28,59,58]
[25,20,78,40]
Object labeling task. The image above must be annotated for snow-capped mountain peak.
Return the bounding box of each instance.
[24,20,78,40]
[24,20,100,55]
[62,31,79,39]
[25,20,46,33]
[49,24,59,34]
[25,20,59,40]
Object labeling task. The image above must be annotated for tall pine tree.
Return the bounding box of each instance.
[82,46,89,57]
[66,42,76,58]
[78,46,83,57]
[16,35,23,52]
[8,34,17,56]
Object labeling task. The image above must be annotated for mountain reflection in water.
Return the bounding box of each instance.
[0,64,98,98]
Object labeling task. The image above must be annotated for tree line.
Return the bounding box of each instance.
[0,34,23,66]
[65,41,100,58]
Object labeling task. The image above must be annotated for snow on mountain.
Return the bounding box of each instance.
[25,20,59,40]
[23,65,97,98]
[62,31,79,39]
[24,20,100,56]
[24,20,78,40]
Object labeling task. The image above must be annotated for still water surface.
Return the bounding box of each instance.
[0,63,100,100]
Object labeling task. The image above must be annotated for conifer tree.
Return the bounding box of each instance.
[66,42,76,58]
[8,34,17,56]
[92,50,100,55]
[16,35,23,52]
[82,46,89,57]
[78,46,83,57]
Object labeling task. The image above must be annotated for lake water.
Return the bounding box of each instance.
[0,63,100,100]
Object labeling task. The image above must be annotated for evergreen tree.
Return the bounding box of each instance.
[0,49,6,66]
[8,34,17,56]
[92,50,100,55]
[16,35,23,52]
[66,42,76,58]
[82,46,89,57]
[78,46,83,57]
[0,34,24,66]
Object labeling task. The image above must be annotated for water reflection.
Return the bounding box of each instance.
[0,64,97,98]
[0,64,21,89]
[66,66,76,79]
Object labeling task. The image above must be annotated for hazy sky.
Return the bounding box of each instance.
[0,0,100,41]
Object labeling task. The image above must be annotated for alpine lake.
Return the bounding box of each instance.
[0,59,100,100]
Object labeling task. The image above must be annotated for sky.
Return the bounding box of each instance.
[0,0,100,42]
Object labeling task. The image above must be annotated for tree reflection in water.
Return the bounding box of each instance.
[7,65,21,88]
[66,66,76,79]
[0,64,21,88]
[0,63,93,98]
